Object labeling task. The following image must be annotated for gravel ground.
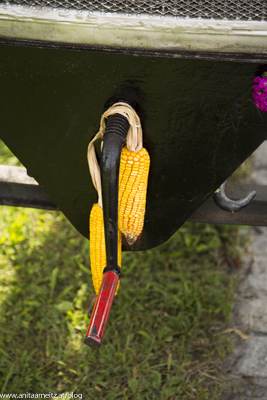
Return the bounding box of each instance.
[220,141,267,399]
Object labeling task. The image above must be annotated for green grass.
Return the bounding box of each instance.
[0,142,245,399]
[0,142,21,166]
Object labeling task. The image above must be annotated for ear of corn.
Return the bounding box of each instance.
[118,146,150,245]
[89,146,149,294]
[89,203,121,295]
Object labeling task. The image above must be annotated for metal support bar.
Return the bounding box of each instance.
[0,165,58,210]
[189,183,267,226]
[0,165,267,226]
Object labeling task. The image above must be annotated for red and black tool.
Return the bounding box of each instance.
[84,112,130,349]
[84,271,119,349]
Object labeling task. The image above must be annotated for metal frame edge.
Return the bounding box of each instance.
[1,5,267,57]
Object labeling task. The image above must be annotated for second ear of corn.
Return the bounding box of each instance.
[90,203,121,295]
[89,146,150,294]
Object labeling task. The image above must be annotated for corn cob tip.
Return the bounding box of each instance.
[124,232,139,246]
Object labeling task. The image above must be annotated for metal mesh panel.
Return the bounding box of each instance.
[2,0,267,21]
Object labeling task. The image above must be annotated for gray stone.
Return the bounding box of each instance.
[252,227,267,236]
[247,274,267,292]
[220,141,267,399]
[253,377,267,388]
[233,392,267,400]
[233,293,267,334]
[251,236,267,257]
[235,335,267,377]
[251,256,267,275]
[252,169,267,185]
[251,141,267,170]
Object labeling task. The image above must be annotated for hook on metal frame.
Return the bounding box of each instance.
[213,181,256,213]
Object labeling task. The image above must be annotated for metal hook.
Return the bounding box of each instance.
[213,181,256,213]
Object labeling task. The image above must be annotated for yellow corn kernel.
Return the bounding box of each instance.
[118,146,150,245]
[89,203,121,295]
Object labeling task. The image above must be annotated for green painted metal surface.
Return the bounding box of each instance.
[0,43,266,250]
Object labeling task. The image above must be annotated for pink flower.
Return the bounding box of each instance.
[252,76,267,111]
[252,84,261,94]
[259,76,267,88]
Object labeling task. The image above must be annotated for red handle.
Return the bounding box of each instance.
[84,271,119,349]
